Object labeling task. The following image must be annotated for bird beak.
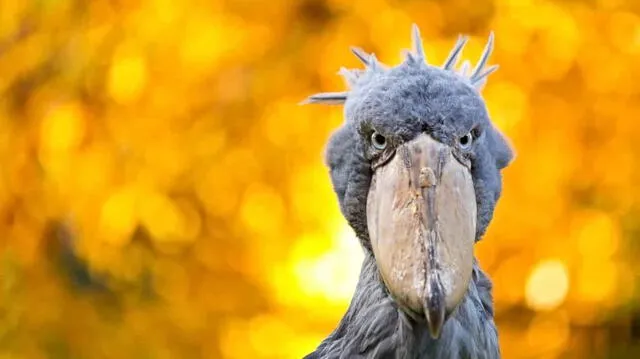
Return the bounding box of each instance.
[366,133,476,339]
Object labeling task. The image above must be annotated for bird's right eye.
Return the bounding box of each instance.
[458,132,473,150]
[371,132,387,150]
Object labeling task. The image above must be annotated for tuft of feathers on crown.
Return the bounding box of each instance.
[301,24,498,106]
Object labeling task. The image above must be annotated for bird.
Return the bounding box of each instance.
[300,24,514,359]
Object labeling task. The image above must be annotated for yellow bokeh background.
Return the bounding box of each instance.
[1,0,640,358]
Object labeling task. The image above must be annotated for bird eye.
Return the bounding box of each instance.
[371,132,387,150]
[458,132,473,150]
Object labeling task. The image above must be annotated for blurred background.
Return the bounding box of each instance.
[0,0,639,358]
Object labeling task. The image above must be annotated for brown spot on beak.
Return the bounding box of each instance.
[367,134,476,339]
[419,167,436,188]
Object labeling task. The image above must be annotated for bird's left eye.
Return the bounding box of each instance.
[371,132,387,150]
[458,132,473,150]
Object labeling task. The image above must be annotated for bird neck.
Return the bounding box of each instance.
[305,253,500,359]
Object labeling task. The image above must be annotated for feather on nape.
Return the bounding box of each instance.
[301,24,498,105]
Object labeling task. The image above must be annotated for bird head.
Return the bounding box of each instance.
[303,25,514,339]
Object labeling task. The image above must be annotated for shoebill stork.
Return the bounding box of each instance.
[301,24,514,358]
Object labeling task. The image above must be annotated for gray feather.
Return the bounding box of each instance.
[300,92,348,105]
[351,46,370,66]
[470,32,495,81]
[471,65,499,85]
[368,53,380,71]
[411,23,426,60]
[471,65,499,90]
[442,35,468,70]
[338,67,363,87]
[458,60,471,77]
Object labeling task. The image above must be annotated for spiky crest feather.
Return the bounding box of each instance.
[301,24,498,105]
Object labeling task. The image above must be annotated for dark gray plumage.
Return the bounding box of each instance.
[302,24,514,359]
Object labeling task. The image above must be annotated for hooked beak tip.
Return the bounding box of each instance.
[424,281,446,339]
